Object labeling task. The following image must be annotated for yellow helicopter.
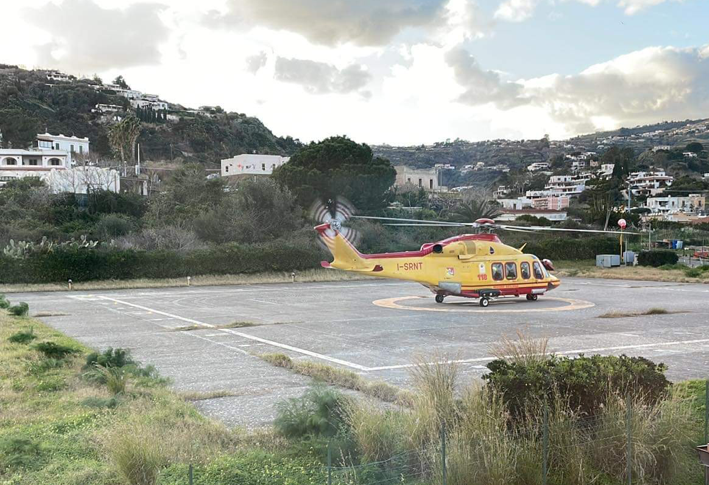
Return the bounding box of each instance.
[313,200,635,307]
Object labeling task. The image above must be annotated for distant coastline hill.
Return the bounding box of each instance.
[0,64,300,165]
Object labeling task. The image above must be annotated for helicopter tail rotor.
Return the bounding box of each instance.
[309,197,361,252]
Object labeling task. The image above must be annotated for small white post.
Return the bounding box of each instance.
[291,272,296,283]
[187,276,191,287]
[68,279,73,291]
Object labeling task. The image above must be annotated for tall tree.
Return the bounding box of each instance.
[108,115,141,162]
[272,136,396,212]
[113,75,130,89]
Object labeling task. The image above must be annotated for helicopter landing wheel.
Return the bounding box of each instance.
[435,294,445,304]
[526,294,538,301]
[479,297,490,308]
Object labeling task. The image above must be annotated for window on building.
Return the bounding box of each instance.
[55,143,60,150]
[520,262,531,279]
[5,157,17,166]
[429,179,433,189]
[70,145,75,153]
[28,159,38,166]
[79,146,83,154]
[262,163,266,171]
[49,158,62,166]
[491,263,504,281]
[225,166,229,173]
[418,178,422,187]
[533,261,544,279]
[505,262,517,280]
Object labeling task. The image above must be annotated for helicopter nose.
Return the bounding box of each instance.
[547,275,560,291]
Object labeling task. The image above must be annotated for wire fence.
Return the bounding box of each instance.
[179,382,709,485]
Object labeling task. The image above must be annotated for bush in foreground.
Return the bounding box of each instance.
[484,354,670,419]
[8,302,29,317]
[8,327,35,344]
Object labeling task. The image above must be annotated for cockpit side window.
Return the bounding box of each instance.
[533,261,544,279]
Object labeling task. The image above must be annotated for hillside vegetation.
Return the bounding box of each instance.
[0,64,299,164]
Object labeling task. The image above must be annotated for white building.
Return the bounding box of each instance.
[222,154,290,177]
[527,162,550,172]
[45,166,120,194]
[497,209,568,222]
[542,175,586,197]
[36,133,89,163]
[627,171,673,197]
[683,151,698,158]
[130,98,168,111]
[497,198,532,210]
[93,104,122,114]
[645,194,705,214]
[652,145,671,152]
[0,149,69,188]
[599,164,615,177]
[46,71,71,82]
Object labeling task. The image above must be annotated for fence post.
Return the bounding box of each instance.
[188,464,193,485]
[327,439,332,485]
[705,381,708,485]
[626,394,632,485]
[441,421,447,485]
[705,380,708,445]
[543,403,549,485]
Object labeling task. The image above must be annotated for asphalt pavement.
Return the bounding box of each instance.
[8,277,709,427]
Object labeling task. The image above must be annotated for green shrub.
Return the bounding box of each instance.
[684,265,709,278]
[0,437,41,471]
[8,302,29,317]
[0,294,9,309]
[275,385,347,439]
[638,250,679,267]
[484,354,670,419]
[33,341,79,359]
[8,327,35,344]
[109,430,165,485]
[84,347,134,370]
[88,365,128,395]
[0,240,325,284]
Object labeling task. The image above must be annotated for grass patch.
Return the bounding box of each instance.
[7,327,36,344]
[180,390,240,401]
[260,353,412,406]
[598,307,679,318]
[556,259,709,283]
[170,321,288,332]
[32,311,70,318]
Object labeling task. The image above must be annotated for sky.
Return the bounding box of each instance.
[0,0,708,145]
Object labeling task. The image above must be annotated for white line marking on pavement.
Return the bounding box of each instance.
[92,296,370,371]
[366,338,709,371]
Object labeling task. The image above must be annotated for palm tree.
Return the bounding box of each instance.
[450,196,501,223]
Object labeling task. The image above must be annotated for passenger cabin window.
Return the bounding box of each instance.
[533,261,544,279]
[505,262,517,280]
[520,262,531,279]
[491,263,504,281]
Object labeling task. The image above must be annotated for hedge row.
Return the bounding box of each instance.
[523,237,619,261]
[0,242,325,284]
[637,249,679,267]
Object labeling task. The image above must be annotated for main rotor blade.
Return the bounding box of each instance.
[351,215,475,226]
[383,223,468,227]
[497,224,641,235]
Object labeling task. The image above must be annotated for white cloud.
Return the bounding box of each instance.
[210,0,449,46]
[494,0,538,22]
[23,0,170,72]
[274,57,373,95]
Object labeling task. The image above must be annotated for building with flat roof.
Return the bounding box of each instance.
[36,132,89,163]
[394,166,444,192]
[496,209,568,222]
[221,154,290,177]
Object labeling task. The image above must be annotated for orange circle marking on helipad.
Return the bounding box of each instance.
[373,296,594,313]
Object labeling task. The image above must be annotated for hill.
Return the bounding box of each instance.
[0,64,299,165]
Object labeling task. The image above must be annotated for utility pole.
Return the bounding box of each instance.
[136,143,141,176]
